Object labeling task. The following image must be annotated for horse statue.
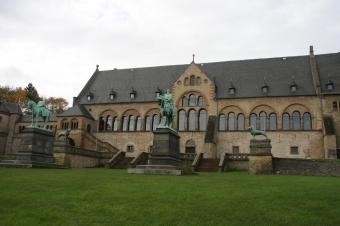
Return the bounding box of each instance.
[27,99,51,129]
[157,89,175,128]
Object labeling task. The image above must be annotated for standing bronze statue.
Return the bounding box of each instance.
[157,89,175,129]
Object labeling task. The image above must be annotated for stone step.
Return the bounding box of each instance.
[196,158,220,172]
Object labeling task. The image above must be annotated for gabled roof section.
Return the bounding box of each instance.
[73,52,340,104]
[58,104,94,120]
[198,55,316,98]
[0,102,23,115]
[75,64,188,105]
[316,53,340,94]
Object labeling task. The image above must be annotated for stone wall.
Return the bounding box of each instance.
[273,158,340,176]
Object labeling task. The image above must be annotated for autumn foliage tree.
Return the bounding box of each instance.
[0,84,69,114]
[44,97,69,114]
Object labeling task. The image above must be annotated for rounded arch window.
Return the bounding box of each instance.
[189,94,196,106]
[122,117,128,131]
[282,113,290,130]
[219,114,226,130]
[113,117,118,131]
[303,112,311,130]
[129,115,135,131]
[178,110,186,131]
[190,75,195,86]
[188,109,196,131]
[199,109,206,131]
[185,139,196,153]
[182,96,188,106]
[106,116,112,131]
[136,116,142,131]
[237,114,244,130]
[260,112,266,130]
[152,114,158,131]
[145,116,151,131]
[198,96,203,106]
[250,113,257,129]
[269,113,277,130]
[228,112,235,130]
[293,111,300,130]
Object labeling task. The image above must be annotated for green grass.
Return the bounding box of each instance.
[0,169,339,226]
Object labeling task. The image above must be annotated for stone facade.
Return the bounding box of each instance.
[1,47,340,165]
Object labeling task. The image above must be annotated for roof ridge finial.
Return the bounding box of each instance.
[192,54,195,62]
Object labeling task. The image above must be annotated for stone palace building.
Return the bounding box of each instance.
[1,46,340,161]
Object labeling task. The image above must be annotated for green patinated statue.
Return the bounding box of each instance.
[157,89,176,130]
[27,99,51,130]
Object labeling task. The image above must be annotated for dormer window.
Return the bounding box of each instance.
[87,91,93,101]
[326,74,334,90]
[229,80,235,95]
[130,87,136,99]
[109,89,116,100]
[290,77,298,92]
[261,78,268,94]
[155,86,162,97]
[326,80,334,90]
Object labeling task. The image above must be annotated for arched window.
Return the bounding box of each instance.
[188,109,196,131]
[250,114,257,129]
[182,97,187,106]
[87,124,91,132]
[333,101,338,111]
[190,75,195,86]
[303,113,311,130]
[178,110,186,131]
[185,139,196,153]
[113,117,118,131]
[237,114,244,130]
[152,114,158,131]
[99,117,105,131]
[269,113,277,130]
[189,94,196,106]
[145,116,151,131]
[219,114,226,130]
[136,116,141,131]
[282,113,290,130]
[122,117,127,131]
[293,111,300,130]
[129,115,135,131]
[61,119,69,130]
[106,116,112,131]
[260,112,266,130]
[71,119,78,130]
[198,96,203,106]
[199,109,206,131]
[228,112,235,130]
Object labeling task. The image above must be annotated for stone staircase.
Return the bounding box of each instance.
[196,158,220,172]
[111,157,134,169]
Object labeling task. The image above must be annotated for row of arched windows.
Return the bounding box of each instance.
[219,111,312,131]
[182,95,203,106]
[178,109,206,131]
[61,119,78,130]
[99,115,164,132]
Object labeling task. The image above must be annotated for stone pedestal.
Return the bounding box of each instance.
[248,139,273,174]
[15,128,56,163]
[148,128,182,166]
[0,128,65,168]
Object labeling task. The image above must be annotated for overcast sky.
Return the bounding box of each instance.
[1,0,339,106]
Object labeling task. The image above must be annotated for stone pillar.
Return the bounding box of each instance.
[148,128,181,166]
[248,139,273,174]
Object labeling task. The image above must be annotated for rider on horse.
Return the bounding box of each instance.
[157,89,175,128]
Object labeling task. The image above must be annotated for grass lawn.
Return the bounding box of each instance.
[0,168,339,226]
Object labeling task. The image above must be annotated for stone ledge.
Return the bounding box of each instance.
[128,165,182,175]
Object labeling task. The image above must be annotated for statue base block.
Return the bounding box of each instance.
[148,128,182,166]
[0,128,65,168]
[248,139,273,174]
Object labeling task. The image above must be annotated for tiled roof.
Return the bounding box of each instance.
[0,102,23,114]
[74,53,340,105]
[58,104,94,120]
[315,53,340,94]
